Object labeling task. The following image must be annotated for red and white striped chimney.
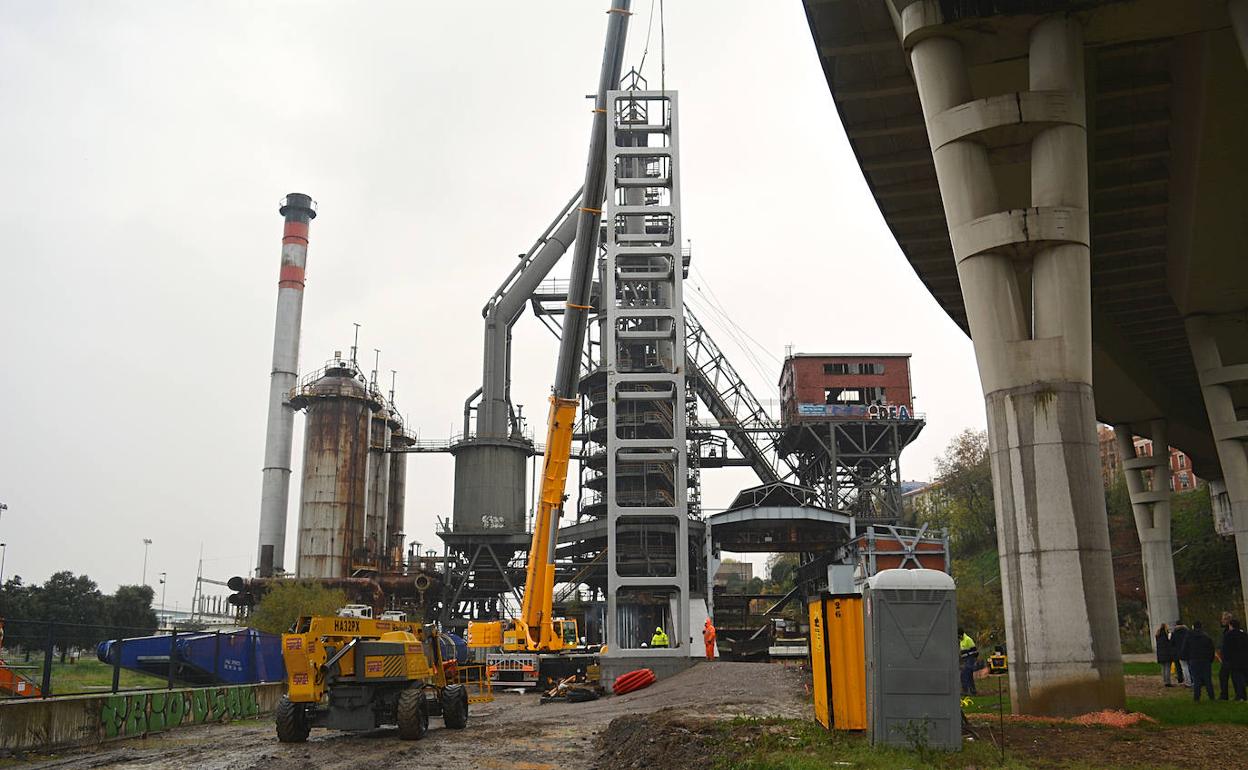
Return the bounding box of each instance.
[257,193,316,577]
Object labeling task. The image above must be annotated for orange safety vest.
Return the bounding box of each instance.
[703,622,716,644]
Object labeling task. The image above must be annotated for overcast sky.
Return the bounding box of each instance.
[0,1,984,606]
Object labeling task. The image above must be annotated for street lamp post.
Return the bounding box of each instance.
[0,503,9,585]
[141,538,152,586]
[159,572,167,626]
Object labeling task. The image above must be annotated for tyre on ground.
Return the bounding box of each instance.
[441,683,469,729]
[275,695,310,743]
[397,687,429,740]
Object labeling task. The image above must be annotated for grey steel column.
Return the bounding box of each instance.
[256,193,316,577]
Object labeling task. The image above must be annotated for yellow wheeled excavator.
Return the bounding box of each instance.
[276,614,469,742]
[467,0,632,689]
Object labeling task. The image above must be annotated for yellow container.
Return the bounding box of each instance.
[808,594,867,731]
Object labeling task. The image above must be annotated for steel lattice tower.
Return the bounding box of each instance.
[602,88,690,656]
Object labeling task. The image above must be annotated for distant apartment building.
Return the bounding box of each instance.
[1097,425,1200,492]
[714,561,754,589]
[902,480,945,522]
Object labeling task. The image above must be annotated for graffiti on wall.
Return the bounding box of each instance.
[99,686,261,739]
[798,402,913,420]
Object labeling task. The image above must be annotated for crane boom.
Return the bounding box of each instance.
[515,0,632,651]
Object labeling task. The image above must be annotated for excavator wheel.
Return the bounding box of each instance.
[441,684,469,729]
[275,696,310,743]
[397,687,429,740]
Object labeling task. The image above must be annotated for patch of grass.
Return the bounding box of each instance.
[1123,661,1161,676]
[713,717,1169,770]
[962,688,1011,715]
[31,658,166,695]
[942,680,1246,728]
[1126,696,1248,726]
[716,717,1026,770]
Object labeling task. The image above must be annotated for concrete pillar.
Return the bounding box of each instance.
[901,7,1122,715]
[1185,314,1248,621]
[1115,423,1179,643]
[1231,0,1248,70]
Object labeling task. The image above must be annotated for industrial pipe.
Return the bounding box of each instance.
[256,193,316,577]
[477,191,581,438]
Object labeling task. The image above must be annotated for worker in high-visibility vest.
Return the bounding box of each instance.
[651,626,670,648]
[703,618,717,660]
[958,627,979,695]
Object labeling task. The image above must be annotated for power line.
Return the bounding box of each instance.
[637,0,656,77]
[659,0,666,92]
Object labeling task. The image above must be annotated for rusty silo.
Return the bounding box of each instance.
[387,416,413,569]
[364,404,392,569]
[292,358,374,578]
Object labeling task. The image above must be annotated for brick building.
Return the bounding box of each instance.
[1097,425,1200,492]
[776,354,922,522]
[779,354,915,422]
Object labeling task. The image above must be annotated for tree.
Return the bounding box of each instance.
[917,429,996,557]
[765,554,799,594]
[0,577,39,652]
[249,581,348,634]
[952,554,1005,650]
[1170,485,1241,620]
[103,585,158,636]
[34,571,106,660]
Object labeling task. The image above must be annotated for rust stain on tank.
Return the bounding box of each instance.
[294,365,372,579]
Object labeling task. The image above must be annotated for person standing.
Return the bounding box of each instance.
[702,618,717,660]
[958,628,978,696]
[1184,620,1217,702]
[1155,624,1176,687]
[1219,617,1248,701]
[1171,620,1191,687]
[650,626,669,648]
[1217,612,1239,700]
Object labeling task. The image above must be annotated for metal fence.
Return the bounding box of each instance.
[0,617,257,700]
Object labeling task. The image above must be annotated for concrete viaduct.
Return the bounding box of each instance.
[802,0,1248,714]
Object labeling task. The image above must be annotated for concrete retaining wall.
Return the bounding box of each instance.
[0,683,284,754]
[600,656,693,692]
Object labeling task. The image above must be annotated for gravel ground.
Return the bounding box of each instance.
[10,662,811,770]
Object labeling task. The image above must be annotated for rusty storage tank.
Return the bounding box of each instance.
[387,417,414,567]
[364,404,391,569]
[292,361,374,578]
[449,437,528,533]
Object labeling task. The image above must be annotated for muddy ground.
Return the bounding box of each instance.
[12,669,1243,769]
[10,662,810,770]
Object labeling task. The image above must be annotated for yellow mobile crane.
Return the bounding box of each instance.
[467,0,632,688]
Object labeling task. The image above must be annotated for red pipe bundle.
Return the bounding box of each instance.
[612,668,656,695]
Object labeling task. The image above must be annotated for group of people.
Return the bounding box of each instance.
[644,618,718,659]
[1155,612,1248,701]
